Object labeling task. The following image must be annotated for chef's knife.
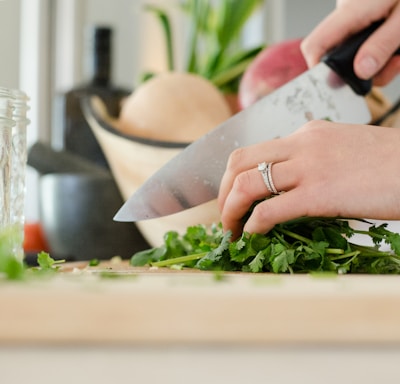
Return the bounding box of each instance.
[114,21,393,222]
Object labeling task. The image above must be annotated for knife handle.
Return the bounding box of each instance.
[323,20,400,96]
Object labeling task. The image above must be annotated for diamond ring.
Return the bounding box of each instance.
[257,162,279,195]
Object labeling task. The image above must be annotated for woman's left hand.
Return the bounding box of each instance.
[218,120,400,239]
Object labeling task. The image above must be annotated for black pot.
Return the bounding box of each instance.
[39,173,149,261]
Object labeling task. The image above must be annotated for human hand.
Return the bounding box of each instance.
[218,121,400,238]
[301,0,400,86]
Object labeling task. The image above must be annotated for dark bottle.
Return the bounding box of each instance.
[58,26,131,169]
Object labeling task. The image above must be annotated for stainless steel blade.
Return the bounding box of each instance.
[114,62,371,222]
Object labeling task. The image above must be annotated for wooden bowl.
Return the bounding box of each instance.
[81,96,221,247]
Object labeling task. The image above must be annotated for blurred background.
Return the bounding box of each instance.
[0,0,335,222]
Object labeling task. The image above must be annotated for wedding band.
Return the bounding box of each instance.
[258,162,279,195]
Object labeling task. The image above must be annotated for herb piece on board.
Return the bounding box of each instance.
[36,251,65,271]
[89,258,100,267]
[130,218,400,274]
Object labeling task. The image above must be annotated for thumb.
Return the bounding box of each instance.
[354,12,400,79]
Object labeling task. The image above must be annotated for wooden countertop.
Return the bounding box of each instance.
[1,260,400,345]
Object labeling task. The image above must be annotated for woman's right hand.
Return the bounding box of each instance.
[301,0,400,86]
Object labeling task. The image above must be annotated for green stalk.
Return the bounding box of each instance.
[277,227,345,255]
[277,228,312,245]
[145,5,175,70]
[350,243,395,257]
[353,229,386,240]
[325,248,345,255]
[210,57,255,88]
[151,252,207,267]
[330,251,360,261]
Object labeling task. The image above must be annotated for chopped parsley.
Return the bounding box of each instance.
[131,218,400,274]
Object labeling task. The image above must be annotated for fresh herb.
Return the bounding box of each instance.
[36,251,65,271]
[89,258,100,267]
[131,218,400,274]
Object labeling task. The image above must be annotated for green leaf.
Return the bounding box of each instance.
[196,230,231,268]
[214,0,264,51]
[2,258,25,280]
[144,5,175,70]
[0,226,22,280]
[229,233,256,262]
[248,251,266,273]
[312,226,348,250]
[388,232,400,255]
[37,251,64,270]
[131,247,163,266]
[89,258,100,267]
[270,244,296,274]
[177,0,264,91]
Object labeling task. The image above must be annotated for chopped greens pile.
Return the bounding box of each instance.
[3,217,400,280]
[131,217,400,274]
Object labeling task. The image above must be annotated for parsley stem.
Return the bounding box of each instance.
[151,252,207,267]
[330,251,360,261]
[326,248,345,255]
[350,243,395,257]
[353,229,385,239]
[276,228,312,245]
[277,228,345,254]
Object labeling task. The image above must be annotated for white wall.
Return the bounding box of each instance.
[0,0,21,89]
[52,0,197,93]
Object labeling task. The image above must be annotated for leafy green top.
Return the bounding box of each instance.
[143,0,266,92]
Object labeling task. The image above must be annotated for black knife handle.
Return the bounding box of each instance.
[323,20,400,96]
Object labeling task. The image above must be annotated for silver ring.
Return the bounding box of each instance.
[258,162,279,195]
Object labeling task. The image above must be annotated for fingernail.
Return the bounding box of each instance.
[358,55,378,79]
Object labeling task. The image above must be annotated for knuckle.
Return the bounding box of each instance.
[298,120,332,142]
[251,201,270,225]
[226,148,246,173]
[220,210,230,226]
[232,171,252,196]
[302,119,328,132]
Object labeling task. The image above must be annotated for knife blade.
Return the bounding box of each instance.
[114,23,380,222]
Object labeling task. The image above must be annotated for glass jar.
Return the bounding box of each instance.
[10,89,30,260]
[0,87,15,231]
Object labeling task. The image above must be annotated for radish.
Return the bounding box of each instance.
[238,38,307,109]
[238,38,392,123]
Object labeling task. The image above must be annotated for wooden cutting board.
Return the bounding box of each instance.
[1,260,400,345]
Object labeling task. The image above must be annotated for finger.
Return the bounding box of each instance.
[354,5,400,79]
[301,8,372,68]
[220,161,297,238]
[373,56,400,86]
[243,189,311,235]
[220,168,272,238]
[218,138,290,212]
